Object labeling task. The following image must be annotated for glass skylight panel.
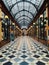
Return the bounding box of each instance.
[15,13,23,19]
[25,11,33,19]
[11,0,16,5]
[31,0,36,4]
[35,0,41,6]
[19,22,24,26]
[20,11,24,16]
[20,22,28,26]
[18,18,30,23]
[19,20,24,23]
[24,2,29,10]
[21,26,28,29]
[15,14,20,20]
[2,0,44,29]
[15,12,23,19]
[24,11,28,15]
[29,4,36,14]
[21,22,25,25]
[17,17,30,22]
[15,13,20,19]
[19,22,30,26]
[16,15,32,21]
[19,17,30,21]
[6,0,12,7]
[18,2,23,11]
[24,6,29,11]
[17,16,31,21]
[28,13,33,19]
[11,4,18,14]
[19,20,29,24]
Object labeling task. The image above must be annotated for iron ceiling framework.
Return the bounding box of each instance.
[2,0,44,29]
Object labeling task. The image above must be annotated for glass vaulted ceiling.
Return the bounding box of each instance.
[2,0,44,29]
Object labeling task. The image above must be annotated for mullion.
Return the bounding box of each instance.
[28,0,31,23]
[18,19,30,23]
[16,15,32,21]
[19,20,28,23]
[6,0,12,9]
[18,16,30,21]
[18,17,30,22]
[20,21,28,26]
[35,0,41,6]
[23,1,25,24]
[16,0,21,21]
[30,0,37,17]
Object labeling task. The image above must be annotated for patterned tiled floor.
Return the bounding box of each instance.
[0,36,49,65]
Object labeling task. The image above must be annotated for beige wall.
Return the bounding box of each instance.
[0,8,3,41]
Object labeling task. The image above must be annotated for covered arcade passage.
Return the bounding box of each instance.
[0,0,49,65]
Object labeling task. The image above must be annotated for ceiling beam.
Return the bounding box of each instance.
[14,9,34,18]
[10,1,38,12]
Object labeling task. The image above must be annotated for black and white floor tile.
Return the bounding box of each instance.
[0,36,49,65]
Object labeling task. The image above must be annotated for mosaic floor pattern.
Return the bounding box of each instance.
[0,36,49,65]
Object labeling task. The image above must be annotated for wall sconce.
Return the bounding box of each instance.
[5,15,8,19]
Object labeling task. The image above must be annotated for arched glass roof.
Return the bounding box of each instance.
[2,0,44,29]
